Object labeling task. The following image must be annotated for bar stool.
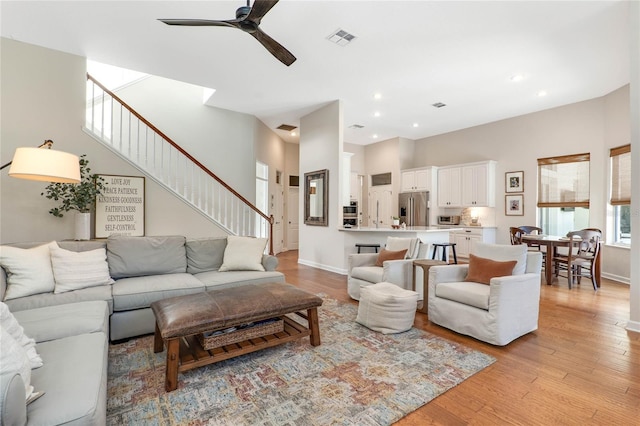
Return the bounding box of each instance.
[355,243,380,253]
[431,242,458,264]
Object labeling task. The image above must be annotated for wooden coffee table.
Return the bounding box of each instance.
[151,282,323,391]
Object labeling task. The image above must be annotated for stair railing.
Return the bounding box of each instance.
[84,74,274,254]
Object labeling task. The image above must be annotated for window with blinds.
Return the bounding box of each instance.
[537,153,590,208]
[610,144,631,205]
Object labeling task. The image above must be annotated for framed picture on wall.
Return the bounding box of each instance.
[505,171,524,193]
[505,194,524,216]
[95,175,145,238]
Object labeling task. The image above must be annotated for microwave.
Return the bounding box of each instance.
[343,201,357,216]
[438,215,460,225]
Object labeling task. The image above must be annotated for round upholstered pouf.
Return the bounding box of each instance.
[356,282,418,334]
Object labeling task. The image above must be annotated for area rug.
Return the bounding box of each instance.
[107,296,494,425]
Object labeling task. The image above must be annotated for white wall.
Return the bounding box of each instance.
[414,96,609,243]
[299,101,346,273]
[116,75,258,200]
[628,0,640,332]
[0,38,258,242]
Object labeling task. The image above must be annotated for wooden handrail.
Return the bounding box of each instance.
[87,74,274,254]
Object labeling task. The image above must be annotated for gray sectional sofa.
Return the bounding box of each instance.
[0,235,284,425]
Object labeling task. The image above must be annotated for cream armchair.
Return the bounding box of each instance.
[348,237,430,301]
[428,243,542,346]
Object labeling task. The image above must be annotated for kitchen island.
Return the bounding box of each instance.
[339,226,456,258]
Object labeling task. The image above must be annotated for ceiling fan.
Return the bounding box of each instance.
[159,0,296,66]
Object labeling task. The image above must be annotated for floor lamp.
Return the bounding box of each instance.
[0,140,80,183]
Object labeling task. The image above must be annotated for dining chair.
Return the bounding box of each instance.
[518,226,544,251]
[509,227,524,245]
[553,229,601,290]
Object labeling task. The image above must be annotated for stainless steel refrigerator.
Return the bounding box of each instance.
[399,191,429,226]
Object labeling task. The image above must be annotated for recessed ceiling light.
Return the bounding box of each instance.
[374,93,382,100]
[412,123,419,128]
[374,111,381,117]
[290,131,297,136]
[372,134,378,139]
[510,74,525,82]
[537,90,548,97]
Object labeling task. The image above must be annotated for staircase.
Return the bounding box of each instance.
[84,74,274,253]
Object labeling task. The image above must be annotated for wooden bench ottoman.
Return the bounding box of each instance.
[151,282,323,391]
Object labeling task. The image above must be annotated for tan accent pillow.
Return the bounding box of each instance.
[465,254,517,285]
[375,249,408,267]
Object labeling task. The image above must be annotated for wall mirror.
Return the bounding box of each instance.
[304,169,328,226]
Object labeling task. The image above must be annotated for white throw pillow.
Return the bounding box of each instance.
[0,302,43,369]
[0,242,56,300]
[0,327,34,401]
[50,245,114,294]
[385,237,418,259]
[472,243,528,275]
[218,236,267,272]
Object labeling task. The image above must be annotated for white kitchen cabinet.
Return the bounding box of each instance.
[350,172,360,201]
[449,227,497,258]
[369,186,393,227]
[461,161,496,207]
[437,167,462,207]
[401,167,432,192]
[342,153,353,206]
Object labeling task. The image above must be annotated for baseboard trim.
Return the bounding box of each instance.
[626,320,640,333]
[601,272,630,285]
[297,258,347,275]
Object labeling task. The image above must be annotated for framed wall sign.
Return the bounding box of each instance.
[505,194,524,216]
[95,175,145,238]
[505,171,524,193]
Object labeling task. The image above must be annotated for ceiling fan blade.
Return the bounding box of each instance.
[246,0,279,24]
[250,28,296,66]
[158,18,240,28]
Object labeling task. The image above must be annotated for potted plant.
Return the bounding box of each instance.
[41,154,106,240]
[392,216,400,226]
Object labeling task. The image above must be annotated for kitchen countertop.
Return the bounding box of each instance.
[339,226,456,232]
[433,224,498,229]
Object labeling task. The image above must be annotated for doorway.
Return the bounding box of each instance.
[287,187,299,250]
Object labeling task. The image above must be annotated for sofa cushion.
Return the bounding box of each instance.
[186,237,227,274]
[435,281,491,310]
[13,301,109,344]
[219,236,267,272]
[194,270,285,291]
[472,243,528,275]
[465,254,518,285]
[0,242,56,300]
[375,248,408,266]
[50,244,114,293]
[0,302,42,368]
[3,285,113,314]
[111,273,204,311]
[30,332,107,426]
[107,235,187,279]
[350,266,385,284]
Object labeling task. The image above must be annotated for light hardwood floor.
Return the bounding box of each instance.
[276,250,640,425]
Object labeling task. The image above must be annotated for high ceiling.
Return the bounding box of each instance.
[0,1,630,145]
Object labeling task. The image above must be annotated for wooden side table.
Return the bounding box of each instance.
[413,259,447,314]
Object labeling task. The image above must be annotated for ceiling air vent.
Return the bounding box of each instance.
[432,102,447,108]
[349,124,364,129]
[327,29,357,46]
[276,124,297,131]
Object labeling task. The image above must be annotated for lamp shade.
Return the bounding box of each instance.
[8,147,81,183]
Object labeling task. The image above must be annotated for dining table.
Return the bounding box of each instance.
[521,234,601,287]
